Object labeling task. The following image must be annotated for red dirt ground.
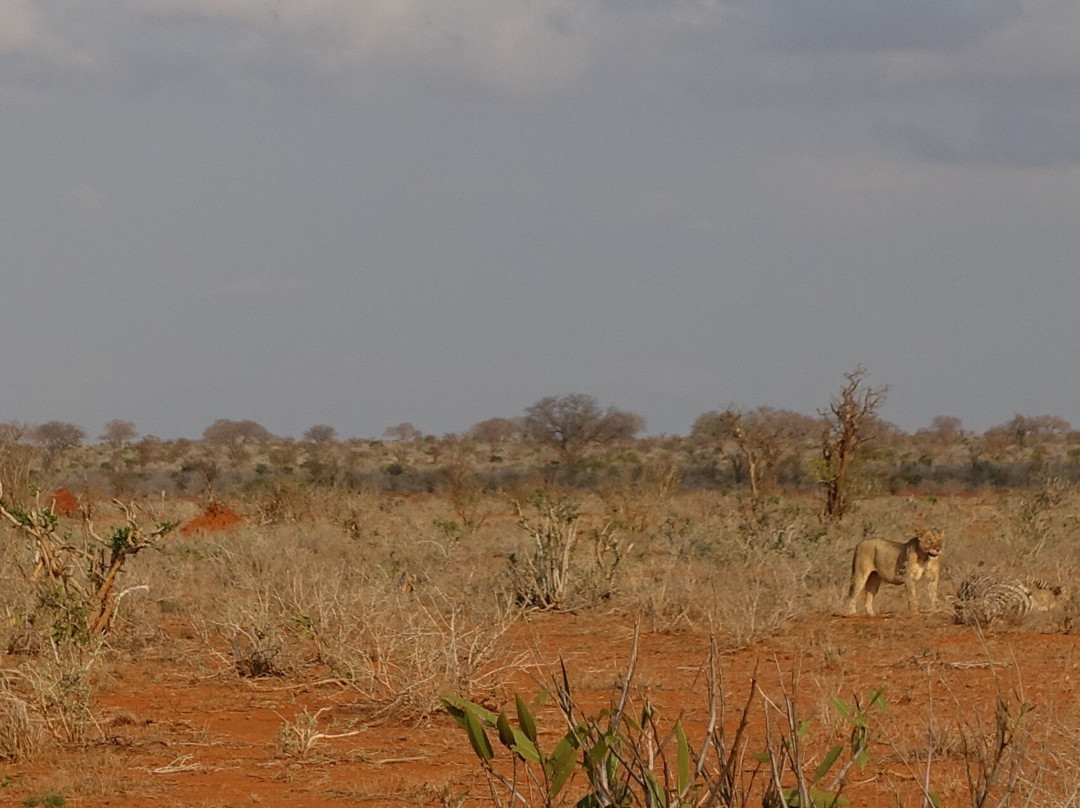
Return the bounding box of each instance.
[4,611,1078,807]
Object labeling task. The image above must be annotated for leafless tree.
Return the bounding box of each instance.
[101,419,137,447]
[735,407,815,500]
[384,422,423,443]
[692,406,815,499]
[992,414,1072,449]
[524,394,645,470]
[819,367,888,521]
[929,415,964,439]
[303,424,337,444]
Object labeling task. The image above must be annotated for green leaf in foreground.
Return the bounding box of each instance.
[811,743,843,787]
[464,704,494,762]
[675,719,690,795]
[516,692,538,744]
[496,712,516,749]
[548,733,579,798]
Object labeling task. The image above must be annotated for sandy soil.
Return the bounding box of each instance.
[5,608,1078,808]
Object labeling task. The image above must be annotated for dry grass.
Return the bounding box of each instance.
[2,479,1080,805]
[8,484,1080,669]
[0,676,46,761]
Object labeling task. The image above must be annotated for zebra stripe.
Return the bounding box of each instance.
[953,572,1059,626]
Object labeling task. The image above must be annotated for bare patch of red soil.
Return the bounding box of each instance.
[51,487,78,516]
[4,613,1079,807]
[180,501,244,535]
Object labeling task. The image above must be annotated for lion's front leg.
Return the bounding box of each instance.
[926,560,940,611]
[905,575,921,614]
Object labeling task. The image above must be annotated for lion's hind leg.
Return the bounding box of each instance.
[846,549,875,614]
[862,572,881,615]
[845,567,865,614]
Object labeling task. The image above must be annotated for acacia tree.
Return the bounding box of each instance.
[101,419,137,448]
[34,420,86,471]
[202,419,271,471]
[35,421,85,451]
[468,417,522,455]
[203,419,271,445]
[523,394,645,470]
[303,424,337,444]
[819,367,888,521]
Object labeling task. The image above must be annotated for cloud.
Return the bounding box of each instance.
[863,3,1080,167]
[885,103,1080,167]
[0,3,111,84]
[124,0,597,91]
[0,0,44,54]
[727,0,1021,53]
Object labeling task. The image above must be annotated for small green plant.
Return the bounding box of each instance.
[446,633,892,808]
[444,632,761,808]
[433,517,465,545]
[0,486,175,641]
[22,790,66,808]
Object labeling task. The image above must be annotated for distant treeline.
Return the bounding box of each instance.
[4,393,1079,501]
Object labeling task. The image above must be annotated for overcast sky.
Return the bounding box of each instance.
[3,1,1080,440]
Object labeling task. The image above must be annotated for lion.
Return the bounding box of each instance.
[845,529,944,616]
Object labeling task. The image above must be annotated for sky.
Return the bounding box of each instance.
[2,0,1080,440]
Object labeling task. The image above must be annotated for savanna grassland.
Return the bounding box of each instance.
[2,411,1080,808]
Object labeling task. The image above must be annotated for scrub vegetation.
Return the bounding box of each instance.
[1,380,1080,805]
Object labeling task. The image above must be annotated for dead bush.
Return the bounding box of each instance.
[507,490,582,610]
[296,576,516,717]
[226,621,285,678]
[0,676,46,761]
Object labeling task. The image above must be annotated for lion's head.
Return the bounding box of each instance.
[915,528,944,558]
